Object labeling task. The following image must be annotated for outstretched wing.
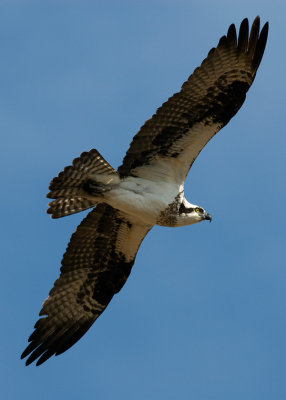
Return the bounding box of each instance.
[21,204,152,366]
[118,17,268,183]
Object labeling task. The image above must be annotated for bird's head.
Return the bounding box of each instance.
[177,199,212,227]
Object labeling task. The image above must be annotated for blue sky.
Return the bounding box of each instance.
[1,1,285,399]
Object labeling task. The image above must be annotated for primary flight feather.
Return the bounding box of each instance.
[22,17,268,366]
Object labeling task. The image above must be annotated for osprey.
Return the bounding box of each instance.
[22,17,268,365]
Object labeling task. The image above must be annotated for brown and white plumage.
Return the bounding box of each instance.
[119,17,268,183]
[22,17,268,365]
[22,204,151,365]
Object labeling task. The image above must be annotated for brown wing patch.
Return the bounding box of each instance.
[21,204,151,366]
[118,17,268,178]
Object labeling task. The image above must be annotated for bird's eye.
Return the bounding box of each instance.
[195,207,203,213]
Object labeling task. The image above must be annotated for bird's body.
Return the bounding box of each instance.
[22,17,268,366]
[88,176,200,227]
[101,175,181,226]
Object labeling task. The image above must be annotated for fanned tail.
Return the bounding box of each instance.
[47,149,119,218]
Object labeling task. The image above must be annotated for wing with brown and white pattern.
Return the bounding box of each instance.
[21,204,152,366]
[118,17,268,184]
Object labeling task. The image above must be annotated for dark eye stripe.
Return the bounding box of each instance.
[179,203,194,214]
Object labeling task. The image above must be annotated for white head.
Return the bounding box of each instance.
[176,198,212,227]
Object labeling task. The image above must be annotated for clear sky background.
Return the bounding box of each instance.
[1,1,285,399]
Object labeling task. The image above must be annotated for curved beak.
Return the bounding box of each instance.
[204,213,212,223]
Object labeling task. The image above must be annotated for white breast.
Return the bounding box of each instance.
[104,176,183,225]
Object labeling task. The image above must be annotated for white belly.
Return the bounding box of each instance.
[103,176,182,225]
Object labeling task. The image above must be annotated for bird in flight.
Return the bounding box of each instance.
[22,17,268,366]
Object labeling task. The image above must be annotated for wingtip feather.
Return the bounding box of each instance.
[237,18,249,52]
[227,23,237,46]
[253,20,269,70]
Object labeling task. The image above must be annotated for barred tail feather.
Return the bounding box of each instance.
[47,149,119,219]
[47,197,97,219]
